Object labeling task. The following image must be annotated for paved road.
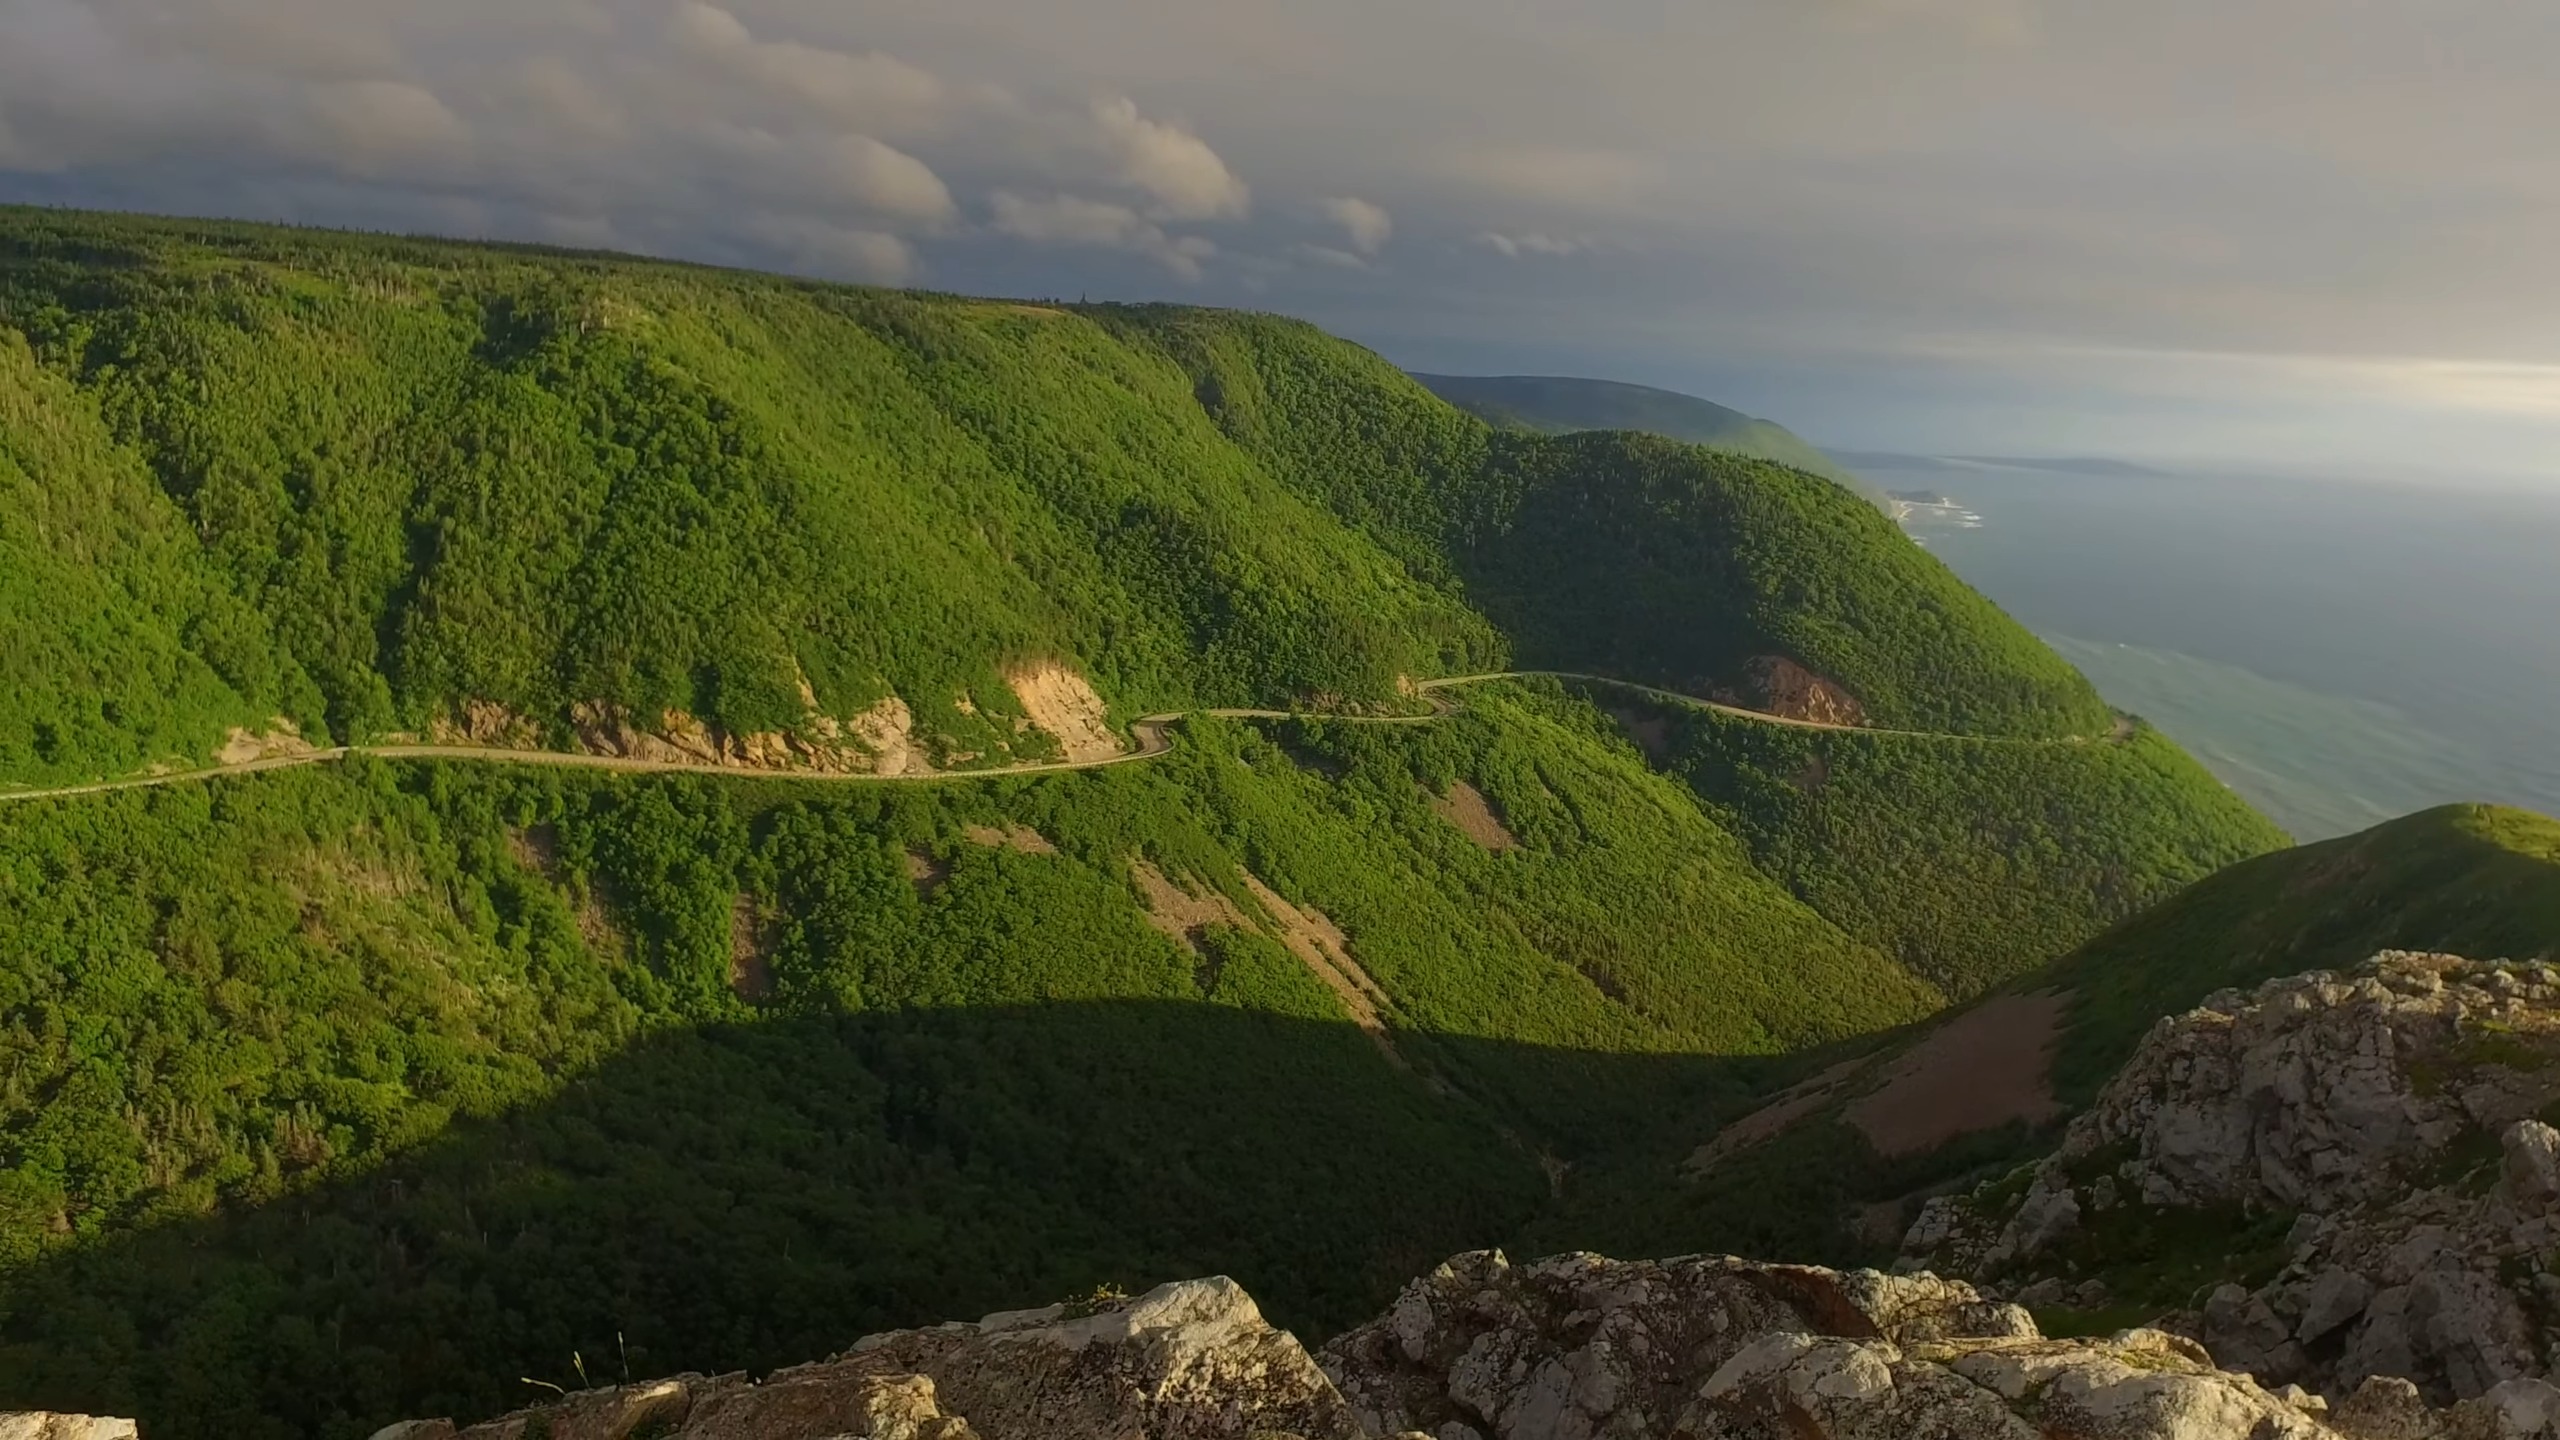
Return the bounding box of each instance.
[0,671,2128,807]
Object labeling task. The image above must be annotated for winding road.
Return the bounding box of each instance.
[0,671,2129,807]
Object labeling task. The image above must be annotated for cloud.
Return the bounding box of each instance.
[1454,146,1658,209]
[745,213,918,283]
[514,57,626,140]
[1293,243,1370,270]
[1320,196,1391,255]
[1947,341,2560,420]
[668,2,948,132]
[1814,0,2041,45]
[988,191,1217,279]
[7,0,2560,473]
[811,134,955,222]
[1476,231,1588,259]
[299,81,470,176]
[87,0,405,81]
[1089,96,1248,221]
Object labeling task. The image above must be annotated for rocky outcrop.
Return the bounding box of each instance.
[1308,1249,2558,1438]
[1317,1249,2037,1439]
[1712,656,1866,728]
[0,1419,139,1440]
[1905,953,2560,1406]
[377,1276,1362,1440]
[100,1246,2560,1440]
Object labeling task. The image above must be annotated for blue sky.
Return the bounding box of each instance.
[5,0,2557,481]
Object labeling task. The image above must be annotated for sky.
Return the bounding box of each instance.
[4,0,2558,479]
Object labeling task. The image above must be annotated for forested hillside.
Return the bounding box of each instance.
[2038,802,2560,1103]
[0,205,2112,795]
[1639,696,2286,996]
[1411,372,1883,503]
[1566,804,2560,1276]
[0,206,2297,1438]
[0,687,1938,1436]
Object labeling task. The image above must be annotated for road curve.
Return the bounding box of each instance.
[0,671,2125,807]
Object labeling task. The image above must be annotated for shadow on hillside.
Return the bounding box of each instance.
[0,1000,1793,1440]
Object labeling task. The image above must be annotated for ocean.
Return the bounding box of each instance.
[1878,464,2560,840]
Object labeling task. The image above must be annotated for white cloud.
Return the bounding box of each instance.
[532,211,626,249]
[1089,95,1248,221]
[667,1,948,132]
[10,0,2560,472]
[514,57,626,141]
[812,134,954,222]
[299,81,470,176]
[988,191,1217,279]
[1320,195,1391,255]
[1293,243,1370,270]
[1476,231,1589,259]
[90,0,404,81]
[746,213,918,283]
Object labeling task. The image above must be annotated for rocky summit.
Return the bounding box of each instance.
[32,1247,2560,1440]
[1908,952,2560,1408]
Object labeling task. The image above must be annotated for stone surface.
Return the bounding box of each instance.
[0,1421,140,1440]
[1316,1250,2034,1440]
[343,1246,2560,1440]
[410,1276,1349,1440]
[1904,952,2560,1405]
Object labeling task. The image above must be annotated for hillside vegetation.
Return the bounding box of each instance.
[0,205,2113,794]
[1643,697,2286,996]
[0,687,1935,1437]
[0,206,2299,1438]
[1567,804,2560,1276]
[1412,372,1883,503]
[2042,802,2560,1103]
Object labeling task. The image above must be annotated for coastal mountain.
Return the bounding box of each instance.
[1410,372,1884,503]
[3,208,2094,793]
[0,207,2283,1438]
[1650,804,2560,1273]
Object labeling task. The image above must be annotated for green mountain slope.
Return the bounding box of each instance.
[1119,310,2108,739]
[1628,693,2285,997]
[0,333,278,778]
[2043,802,2560,1103]
[0,687,1934,1436]
[1411,372,1883,502]
[0,207,2290,1436]
[0,208,2101,780]
[1579,804,2560,1274]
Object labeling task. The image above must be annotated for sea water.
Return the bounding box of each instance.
[1877,463,2560,841]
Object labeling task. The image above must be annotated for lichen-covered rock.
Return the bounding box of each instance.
[1674,1327,2350,1439]
[833,1275,1360,1440]
[349,1249,2560,1440]
[406,1276,1350,1440]
[1315,1250,2034,1440]
[0,1419,140,1440]
[1903,953,2560,1406]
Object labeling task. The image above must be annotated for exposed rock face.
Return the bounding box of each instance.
[1005,663,1123,765]
[193,1247,2560,1440]
[1905,953,2560,1406]
[1317,1250,2037,1439]
[1712,656,1866,728]
[0,1418,141,1440]
[566,698,932,777]
[1681,1327,2347,1439]
[383,1276,1361,1440]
